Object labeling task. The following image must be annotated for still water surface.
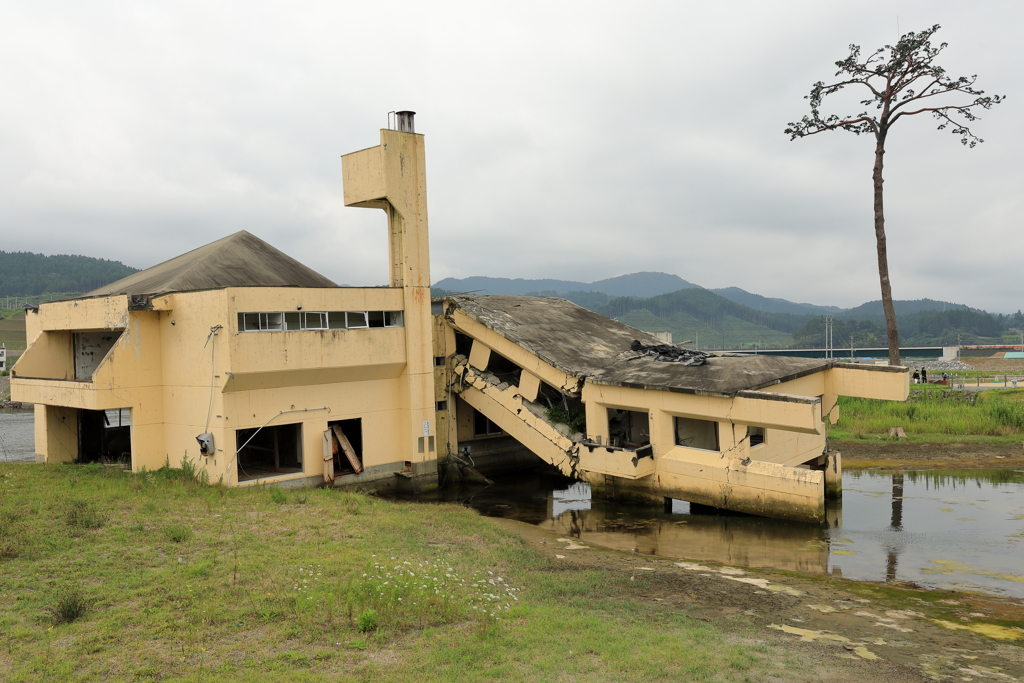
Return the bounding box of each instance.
[3,409,1022,597]
[420,467,1024,599]
[0,408,35,462]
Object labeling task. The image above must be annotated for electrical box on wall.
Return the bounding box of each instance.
[196,433,215,456]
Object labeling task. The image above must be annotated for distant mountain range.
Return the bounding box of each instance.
[433,273,979,318]
[431,272,699,298]
[433,272,1019,347]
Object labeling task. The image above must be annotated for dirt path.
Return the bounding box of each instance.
[494,518,1024,682]
[838,441,1024,469]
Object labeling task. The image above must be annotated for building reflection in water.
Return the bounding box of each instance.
[536,484,833,575]
[424,466,1024,597]
[886,472,904,582]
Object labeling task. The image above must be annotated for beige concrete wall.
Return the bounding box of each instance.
[13,330,74,380]
[16,284,436,483]
[34,296,130,332]
[34,404,77,463]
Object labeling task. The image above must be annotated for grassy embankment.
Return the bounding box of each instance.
[0,461,788,682]
[830,387,1024,444]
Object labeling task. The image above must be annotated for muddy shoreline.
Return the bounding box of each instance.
[494,517,1024,682]
[837,441,1024,469]
[490,447,1024,680]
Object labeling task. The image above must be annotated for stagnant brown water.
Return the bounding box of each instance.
[398,466,1024,599]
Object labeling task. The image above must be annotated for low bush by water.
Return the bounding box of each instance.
[833,388,1024,442]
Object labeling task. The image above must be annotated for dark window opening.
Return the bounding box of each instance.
[436,400,448,411]
[487,352,523,387]
[454,332,473,357]
[747,426,766,447]
[237,423,303,481]
[74,331,122,380]
[536,382,587,434]
[608,408,650,449]
[77,408,131,464]
[327,419,363,475]
[473,409,502,437]
[675,416,719,451]
[368,311,386,328]
[434,356,446,367]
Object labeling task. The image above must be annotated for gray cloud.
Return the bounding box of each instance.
[2,0,1020,312]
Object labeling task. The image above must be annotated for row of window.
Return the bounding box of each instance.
[238,310,404,332]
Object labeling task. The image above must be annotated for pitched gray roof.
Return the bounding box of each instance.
[82,231,338,298]
[446,295,898,397]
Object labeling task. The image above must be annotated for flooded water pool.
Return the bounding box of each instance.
[0,408,35,462]
[4,406,1022,597]
[417,467,1024,599]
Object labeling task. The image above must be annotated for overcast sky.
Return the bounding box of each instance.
[3,1,1021,312]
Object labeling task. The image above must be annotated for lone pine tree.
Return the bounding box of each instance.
[786,24,1003,366]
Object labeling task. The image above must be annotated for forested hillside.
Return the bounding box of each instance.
[792,309,1024,347]
[433,281,1023,349]
[594,288,812,334]
[0,251,138,297]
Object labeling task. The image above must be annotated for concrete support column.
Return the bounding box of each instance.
[468,340,491,371]
[824,450,842,499]
[648,409,675,456]
[584,400,607,444]
[40,404,77,463]
[519,371,541,403]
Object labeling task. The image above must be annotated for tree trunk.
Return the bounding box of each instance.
[873,131,901,366]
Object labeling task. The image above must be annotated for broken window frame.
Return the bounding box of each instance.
[607,408,651,449]
[673,415,720,452]
[237,311,404,332]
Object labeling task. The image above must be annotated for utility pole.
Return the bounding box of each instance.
[822,315,835,359]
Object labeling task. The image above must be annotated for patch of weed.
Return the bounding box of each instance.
[356,609,378,632]
[64,499,103,530]
[164,523,193,543]
[47,584,92,626]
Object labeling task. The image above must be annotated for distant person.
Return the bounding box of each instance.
[921,368,928,384]
[912,370,920,384]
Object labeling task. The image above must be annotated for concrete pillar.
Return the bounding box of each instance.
[519,371,541,403]
[39,404,77,463]
[824,450,842,499]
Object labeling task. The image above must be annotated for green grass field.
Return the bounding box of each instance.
[0,313,26,351]
[830,387,1024,443]
[0,461,781,682]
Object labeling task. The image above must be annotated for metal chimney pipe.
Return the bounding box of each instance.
[395,111,416,133]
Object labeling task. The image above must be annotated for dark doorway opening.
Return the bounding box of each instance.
[327,419,363,475]
[236,423,303,481]
[78,408,132,464]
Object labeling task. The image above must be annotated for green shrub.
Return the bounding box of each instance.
[356,609,379,632]
[269,488,288,505]
[47,584,92,626]
[164,524,193,543]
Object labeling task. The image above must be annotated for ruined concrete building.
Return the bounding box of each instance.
[12,113,907,520]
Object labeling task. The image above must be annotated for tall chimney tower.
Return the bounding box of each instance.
[340,112,435,482]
